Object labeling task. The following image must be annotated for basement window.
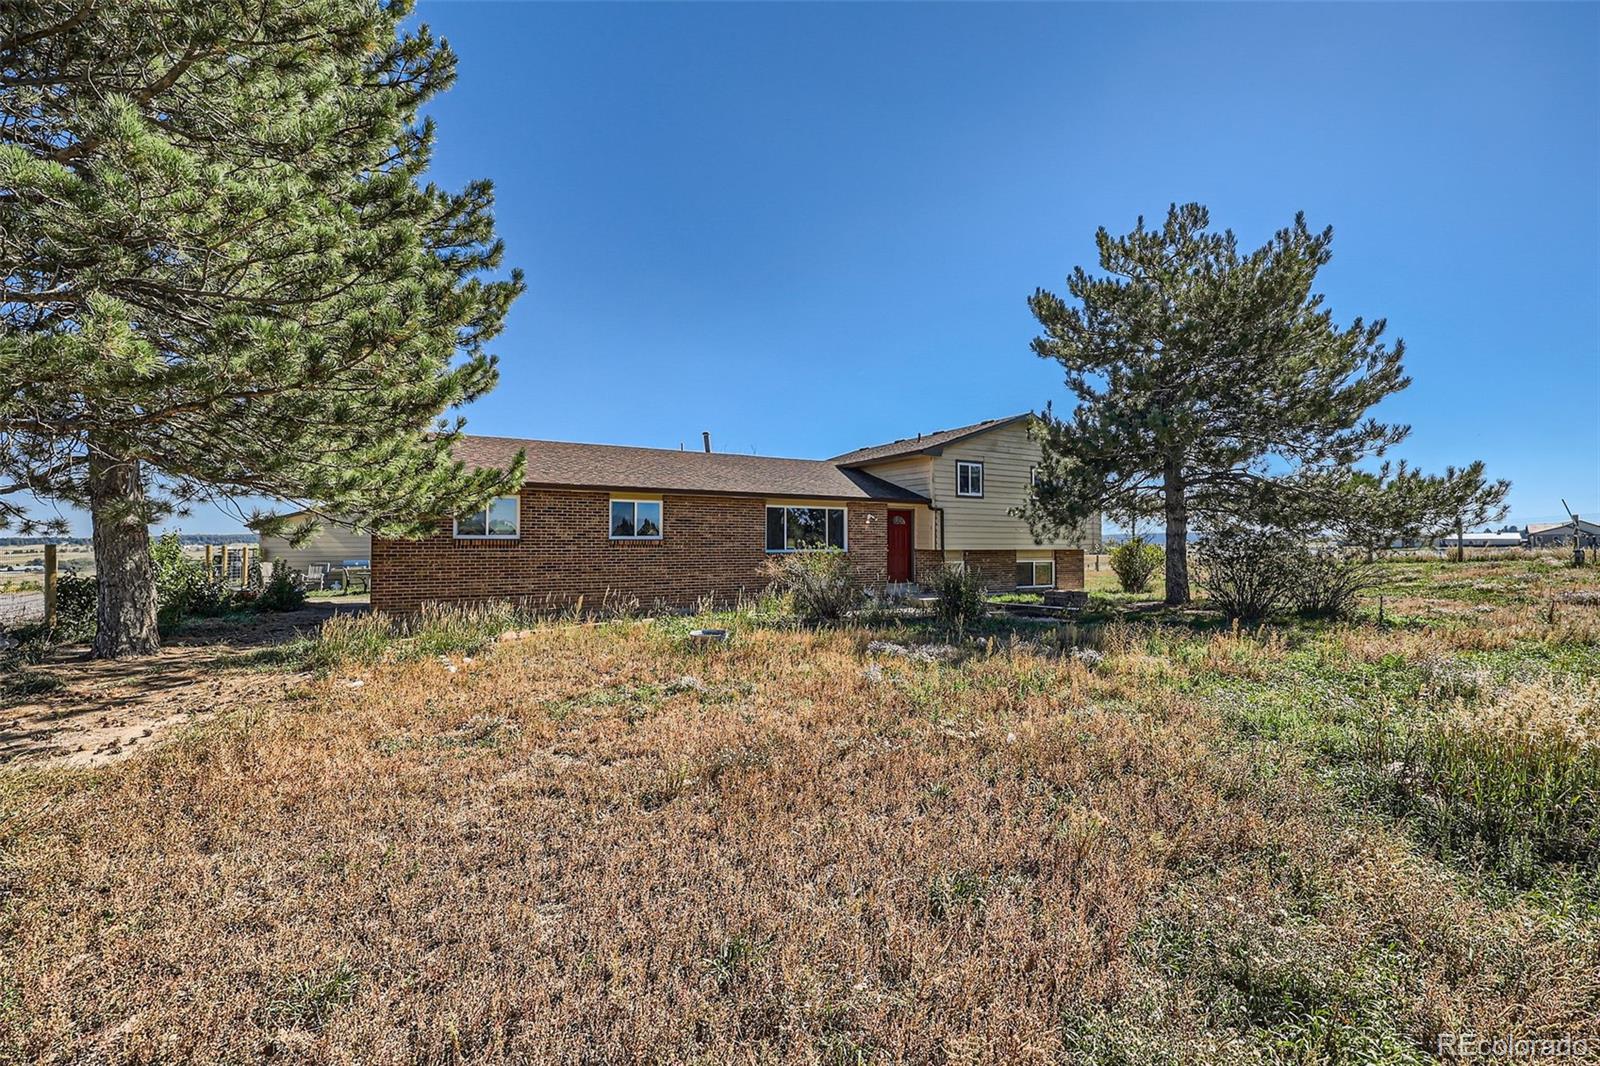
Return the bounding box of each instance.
[766,506,847,552]
[610,499,662,540]
[1015,558,1055,589]
[455,496,520,539]
[956,461,984,497]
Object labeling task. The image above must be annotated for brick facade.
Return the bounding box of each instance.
[958,550,1016,589]
[907,548,1086,592]
[914,549,944,581]
[372,489,889,614]
[1053,549,1085,591]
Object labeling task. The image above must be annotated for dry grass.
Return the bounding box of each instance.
[1391,680,1600,881]
[3,560,1600,1063]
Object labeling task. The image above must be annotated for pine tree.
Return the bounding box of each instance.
[1288,461,1509,560]
[1,0,524,656]
[1022,204,1410,605]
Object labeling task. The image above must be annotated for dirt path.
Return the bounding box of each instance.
[1,602,362,770]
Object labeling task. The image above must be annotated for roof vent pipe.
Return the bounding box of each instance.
[702,431,712,453]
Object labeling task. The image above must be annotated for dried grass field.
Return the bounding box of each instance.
[3,556,1599,1063]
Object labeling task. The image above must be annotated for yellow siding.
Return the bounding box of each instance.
[859,419,1100,552]
[938,421,1099,550]
[257,520,371,572]
[858,455,933,497]
[851,456,938,545]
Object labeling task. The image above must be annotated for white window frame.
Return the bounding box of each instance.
[453,496,521,540]
[765,505,848,553]
[609,498,663,541]
[1016,558,1055,589]
[1030,465,1040,486]
[956,460,984,498]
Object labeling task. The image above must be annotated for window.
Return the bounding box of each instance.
[610,499,662,539]
[956,461,984,497]
[454,496,520,539]
[1015,558,1055,589]
[1030,465,1040,486]
[765,505,847,552]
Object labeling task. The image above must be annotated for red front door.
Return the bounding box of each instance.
[886,509,913,582]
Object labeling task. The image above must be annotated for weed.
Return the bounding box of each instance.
[260,963,358,1031]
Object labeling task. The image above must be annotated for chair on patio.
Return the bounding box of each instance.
[304,563,328,591]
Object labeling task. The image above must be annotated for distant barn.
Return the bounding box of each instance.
[1526,520,1600,549]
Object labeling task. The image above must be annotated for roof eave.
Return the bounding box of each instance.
[518,479,929,505]
[834,412,1035,467]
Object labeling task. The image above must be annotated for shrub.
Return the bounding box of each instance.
[256,564,307,612]
[1108,537,1164,594]
[924,563,986,634]
[52,572,98,642]
[1291,550,1380,620]
[152,532,233,632]
[762,550,864,624]
[1194,526,1300,621]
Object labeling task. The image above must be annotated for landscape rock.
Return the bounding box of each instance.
[865,640,960,663]
[666,675,707,694]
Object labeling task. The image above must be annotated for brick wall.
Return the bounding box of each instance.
[914,549,944,581]
[960,550,1016,590]
[371,489,890,613]
[1053,549,1085,591]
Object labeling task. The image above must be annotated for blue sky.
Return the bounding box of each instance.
[99,3,1600,531]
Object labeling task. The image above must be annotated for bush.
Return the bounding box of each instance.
[924,564,986,634]
[762,550,864,624]
[152,532,233,632]
[1194,527,1301,621]
[1108,537,1164,594]
[52,572,98,642]
[1291,550,1380,620]
[256,564,307,612]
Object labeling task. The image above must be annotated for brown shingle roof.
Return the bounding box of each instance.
[452,435,928,503]
[829,413,1033,466]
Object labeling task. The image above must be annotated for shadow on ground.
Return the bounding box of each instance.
[0,601,365,769]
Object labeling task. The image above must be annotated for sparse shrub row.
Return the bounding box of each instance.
[13,534,309,656]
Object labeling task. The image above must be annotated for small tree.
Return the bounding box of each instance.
[1022,204,1410,606]
[1428,464,1512,562]
[1285,461,1509,561]
[1,0,523,656]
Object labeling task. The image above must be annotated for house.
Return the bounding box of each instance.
[255,512,371,575]
[370,414,1100,613]
[1526,519,1600,549]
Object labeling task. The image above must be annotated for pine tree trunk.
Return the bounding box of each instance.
[88,449,159,658]
[1163,462,1189,606]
